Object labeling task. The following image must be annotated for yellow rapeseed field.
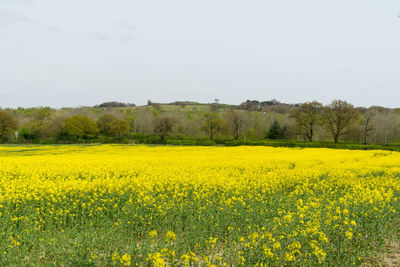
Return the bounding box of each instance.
[1,145,400,266]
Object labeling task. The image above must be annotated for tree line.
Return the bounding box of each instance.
[0,99,398,146]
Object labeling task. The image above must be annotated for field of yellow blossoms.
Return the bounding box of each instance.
[1,145,400,266]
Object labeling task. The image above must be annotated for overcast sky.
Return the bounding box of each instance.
[1,0,400,108]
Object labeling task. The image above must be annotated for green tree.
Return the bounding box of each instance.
[97,114,130,140]
[33,107,52,122]
[290,101,324,142]
[125,110,138,133]
[267,120,285,139]
[324,100,359,144]
[62,116,98,140]
[154,117,176,143]
[0,110,18,142]
[97,114,118,135]
[23,107,53,141]
[109,119,130,140]
[201,113,224,140]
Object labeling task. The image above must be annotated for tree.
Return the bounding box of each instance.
[361,111,374,145]
[62,116,98,140]
[370,109,399,144]
[239,100,260,111]
[201,113,224,140]
[267,120,285,139]
[225,109,243,140]
[24,107,53,140]
[109,119,130,140]
[45,116,67,141]
[97,114,130,140]
[97,114,118,135]
[95,101,135,108]
[153,117,176,143]
[323,100,359,144]
[0,110,18,142]
[136,109,155,134]
[210,99,220,112]
[290,101,323,142]
[33,107,52,122]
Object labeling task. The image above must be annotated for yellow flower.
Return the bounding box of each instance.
[149,230,158,238]
[345,231,353,239]
[2,145,400,265]
[112,252,120,263]
[263,246,274,258]
[120,253,131,266]
[165,231,176,242]
[273,241,281,250]
[147,252,165,267]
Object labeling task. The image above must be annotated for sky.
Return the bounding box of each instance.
[1,0,400,108]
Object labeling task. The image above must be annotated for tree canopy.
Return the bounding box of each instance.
[153,117,176,142]
[267,120,285,139]
[324,100,359,144]
[62,116,98,139]
[0,110,18,142]
[290,101,324,142]
[201,113,224,140]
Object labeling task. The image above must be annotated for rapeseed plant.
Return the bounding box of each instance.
[0,145,399,265]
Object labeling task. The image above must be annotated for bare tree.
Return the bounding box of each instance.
[323,100,359,144]
[361,111,374,145]
[136,109,155,134]
[371,110,399,144]
[225,109,243,140]
[44,115,67,141]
